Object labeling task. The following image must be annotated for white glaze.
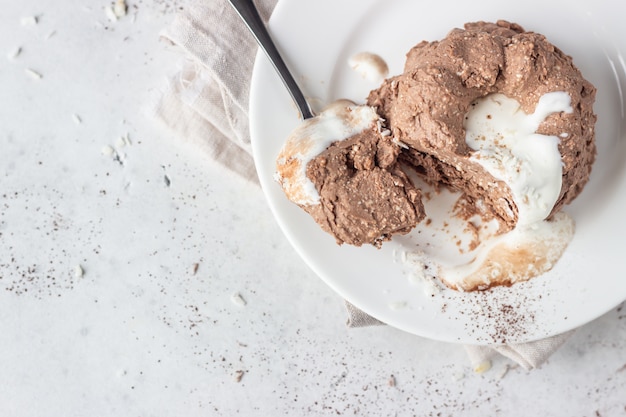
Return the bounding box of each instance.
[348,52,389,83]
[464,92,573,226]
[275,104,380,205]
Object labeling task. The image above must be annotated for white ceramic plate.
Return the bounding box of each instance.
[249,0,626,344]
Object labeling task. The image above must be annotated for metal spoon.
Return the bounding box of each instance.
[228,0,314,120]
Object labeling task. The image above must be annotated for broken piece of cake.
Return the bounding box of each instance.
[275,103,425,247]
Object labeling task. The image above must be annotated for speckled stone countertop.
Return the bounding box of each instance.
[0,0,624,416]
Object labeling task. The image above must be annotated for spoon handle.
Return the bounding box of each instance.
[228,0,314,120]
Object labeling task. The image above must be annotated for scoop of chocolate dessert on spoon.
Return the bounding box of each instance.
[228,0,314,120]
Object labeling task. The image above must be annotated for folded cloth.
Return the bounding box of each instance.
[153,0,276,183]
[151,0,574,371]
[464,331,574,371]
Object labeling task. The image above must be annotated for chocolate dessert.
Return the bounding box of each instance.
[275,20,596,288]
[368,20,596,230]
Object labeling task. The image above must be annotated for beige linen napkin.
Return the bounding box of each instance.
[151,0,574,371]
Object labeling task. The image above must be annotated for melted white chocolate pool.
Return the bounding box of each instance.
[465,92,573,226]
[435,91,576,290]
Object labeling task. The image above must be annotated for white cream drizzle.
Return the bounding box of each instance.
[348,52,389,84]
[275,104,380,206]
[464,92,573,226]
[434,91,576,289]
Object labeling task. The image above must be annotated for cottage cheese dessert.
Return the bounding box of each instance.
[368,20,596,230]
[275,20,597,290]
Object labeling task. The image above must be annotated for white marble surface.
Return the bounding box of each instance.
[0,0,625,416]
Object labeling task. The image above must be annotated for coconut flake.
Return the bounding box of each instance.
[348,52,389,83]
[73,265,84,278]
[473,360,492,374]
[114,0,127,17]
[7,47,22,60]
[104,6,117,22]
[231,292,247,307]
[101,145,115,157]
[20,16,38,26]
[25,68,42,80]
